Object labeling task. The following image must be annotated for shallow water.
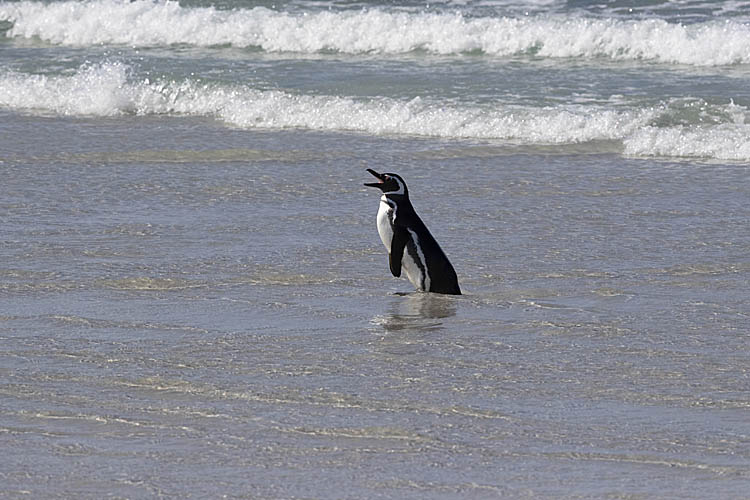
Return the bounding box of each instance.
[2,112,750,498]
[3,0,750,496]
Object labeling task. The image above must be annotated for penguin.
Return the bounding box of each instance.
[364,169,461,295]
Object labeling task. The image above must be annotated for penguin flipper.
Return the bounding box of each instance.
[389,227,409,278]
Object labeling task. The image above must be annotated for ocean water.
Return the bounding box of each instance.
[1,0,750,498]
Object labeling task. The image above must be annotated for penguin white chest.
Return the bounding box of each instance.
[376,196,394,252]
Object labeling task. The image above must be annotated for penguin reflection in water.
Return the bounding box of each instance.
[365,169,461,295]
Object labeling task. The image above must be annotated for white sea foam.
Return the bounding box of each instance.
[623,99,750,159]
[2,0,750,65]
[0,62,142,116]
[624,125,750,160]
[2,62,749,160]
[0,62,652,142]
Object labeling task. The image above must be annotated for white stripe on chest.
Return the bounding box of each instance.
[405,228,430,291]
[376,196,395,251]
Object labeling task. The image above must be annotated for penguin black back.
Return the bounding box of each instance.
[365,169,461,295]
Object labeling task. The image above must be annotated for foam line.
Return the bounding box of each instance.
[3,0,750,65]
[2,62,749,160]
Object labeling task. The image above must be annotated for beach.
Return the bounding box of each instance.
[2,1,750,497]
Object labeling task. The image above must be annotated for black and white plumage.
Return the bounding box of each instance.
[364,169,461,295]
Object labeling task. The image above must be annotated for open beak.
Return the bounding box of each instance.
[364,168,385,188]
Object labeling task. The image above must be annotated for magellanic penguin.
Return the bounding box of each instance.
[365,169,461,295]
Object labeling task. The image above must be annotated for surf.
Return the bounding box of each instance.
[2,62,749,160]
[3,0,750,66]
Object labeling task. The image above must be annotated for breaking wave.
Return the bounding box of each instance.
[2,62,749,160]
[3,0,750,65]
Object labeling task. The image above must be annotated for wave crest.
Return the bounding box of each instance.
[0,62,651,142]
[624,124,750,160]
[2,62,749,160]
[2,0,750,65]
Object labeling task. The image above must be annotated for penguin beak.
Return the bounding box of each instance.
[364,168,386,189]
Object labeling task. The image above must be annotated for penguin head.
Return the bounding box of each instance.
[364,169,408,197]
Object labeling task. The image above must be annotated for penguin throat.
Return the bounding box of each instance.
[383,179,406,196]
